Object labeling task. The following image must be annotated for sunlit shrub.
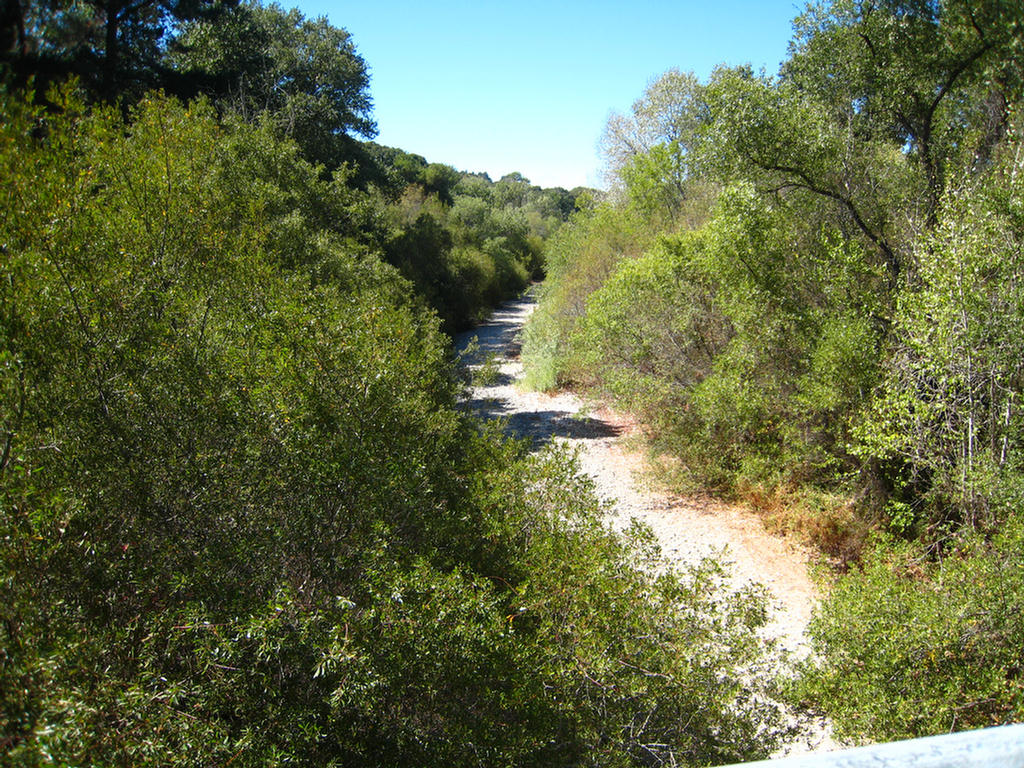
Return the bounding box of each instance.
[795,517,1024,741]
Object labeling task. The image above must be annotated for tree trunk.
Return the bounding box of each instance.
[103,0,122,99]
[0,0,27,57]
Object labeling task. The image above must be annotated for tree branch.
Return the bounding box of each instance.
[760,160,899,279]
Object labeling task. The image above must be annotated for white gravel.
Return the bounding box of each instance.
[457,293,837,753]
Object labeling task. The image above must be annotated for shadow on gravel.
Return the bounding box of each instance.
[463,397,623,450]
[456,288,624,450]
[454,295,535,365]
[474,371,516,388]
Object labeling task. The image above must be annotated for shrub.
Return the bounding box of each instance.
[795,517,1024,741]
[522,204,653,390]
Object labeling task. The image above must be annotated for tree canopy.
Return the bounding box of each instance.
[170,2,376,168]
[2,0,236,98]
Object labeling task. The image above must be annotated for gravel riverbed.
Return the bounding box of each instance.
[457,292,836,754]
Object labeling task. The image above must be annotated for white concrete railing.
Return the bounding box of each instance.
[719,723,1024,767]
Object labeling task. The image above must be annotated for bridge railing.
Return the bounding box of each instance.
[718,723,1024,767]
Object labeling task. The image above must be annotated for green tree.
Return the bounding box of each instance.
[703,1,1024,285]
[422,162,461,205]
[2,0,235,99]
[702,64,912,284]
[855,115,1024,532]
[170,1,375,169]
[601,69,703,182]
[601,69,705,220]
[494,171,533,208]
[785,0,1024,222]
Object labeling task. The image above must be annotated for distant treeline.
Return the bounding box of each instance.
[1,0,588,332]
[365,146,588,332]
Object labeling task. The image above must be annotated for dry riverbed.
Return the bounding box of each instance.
[457,292,836,754]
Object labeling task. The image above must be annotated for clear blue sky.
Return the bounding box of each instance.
[290,1,803,189]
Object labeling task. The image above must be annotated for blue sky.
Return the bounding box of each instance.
[290,1,803,189]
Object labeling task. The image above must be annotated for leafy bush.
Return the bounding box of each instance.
[522,204,654,390]
[381,168,551,333]
[573,232,726,412]
[544,184,883,494]
[795,517,1024,741]
[853,124,1024,534]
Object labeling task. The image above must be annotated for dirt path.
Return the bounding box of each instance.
[457,292,822,655]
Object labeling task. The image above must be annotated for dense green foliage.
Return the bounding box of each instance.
[795,517,1024,741]
[0,37,784,768]
[1,0,238,100]
[373,155,580,332]
[858,135,1024,532]
[524,0,1024,742]
[522,202,656,391]
[169,1,376,170]
[1,0,577,331]
[9,0,1024,754]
